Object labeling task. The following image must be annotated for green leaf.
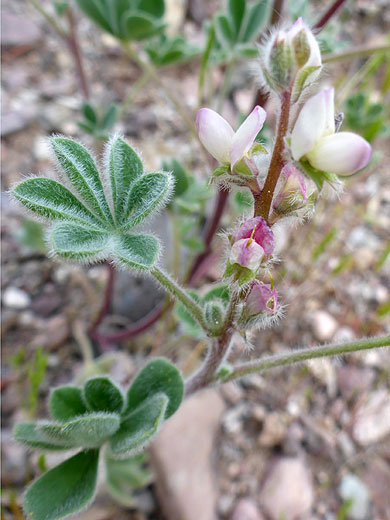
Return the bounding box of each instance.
[228,0,245,37]
[176,289,203,337]
[101,104,119,130]
[124,172,172,228]
[82,103,97,124]
[241,0,270,42]
[12,177,105,229]
[138,0,165,18]
[49,385,87,421]
[114,233,159,269]
[125,358,184,418]
[202,284,230,306]
[110,393,168,456]
[38,413,120,448]
[235,43,258,58]
[13,422,74,451]
[77,120,95,135]
[24,449,99,520]
[215,14,235,48]
[123,12,165,41]
[75,0,113,35]
[198,22,215,101]
[51,137,113,224]
[84,377,124,414]
[107,136,144,223]
[51,222,110,260]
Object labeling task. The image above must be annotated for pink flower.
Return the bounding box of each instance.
[229,238,264,271]
[291,88,372,175]
[196,106,266,169]
[245,281,278,316]
[273,164,307,211]
[231,217,274,256]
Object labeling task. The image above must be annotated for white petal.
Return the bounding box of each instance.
[305,29,322,69]
[230,106,266,167]
[196,108,234,164]
[306,132,372,175]
[290,88,334,160]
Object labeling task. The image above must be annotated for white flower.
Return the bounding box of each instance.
[196,106,266,169]
[291,88,372,175]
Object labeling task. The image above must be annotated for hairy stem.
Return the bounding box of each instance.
[220,336,390,383]
[151,266,209,333]
[254,89,291,221]
[185,291,241,394]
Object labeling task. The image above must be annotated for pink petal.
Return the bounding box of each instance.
[291,88,335,160]
[306,132,372,175]
[230,239,264,271]
[230,106,266,167]
[196,108,234,164]
[246,281,278,315]
[232,217,274,255]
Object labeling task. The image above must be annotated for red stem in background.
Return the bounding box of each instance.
[65,7,90,99]
[312,0,348,31]
[88,262,115,335]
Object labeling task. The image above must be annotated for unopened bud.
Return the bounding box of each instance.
[204,300,225,336]
[244,281,278,317]
[273,164,307,214]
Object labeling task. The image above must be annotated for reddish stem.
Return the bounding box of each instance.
[254,89,291,221]
[65,7,90,99]
[88,262,115,335]
[312,0,348,31]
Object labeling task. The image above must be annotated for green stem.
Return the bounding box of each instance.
[151,266,209,333]
[120,69,153,117]
[29,0,67,38]
[323,44,390,64]
[219,335,390,383]
[217,59,236,113]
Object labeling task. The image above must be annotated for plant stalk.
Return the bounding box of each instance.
[220,336,390,383]
[323,44,390,64]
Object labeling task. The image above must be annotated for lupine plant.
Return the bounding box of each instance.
[11,4,390,520]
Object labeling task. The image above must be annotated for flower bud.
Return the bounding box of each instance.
[273,164,307,214]
[261,18,322,97]
[204,300,225,336]
[244,281,278,316]
[229,238,264,271]
[231,217,274,256]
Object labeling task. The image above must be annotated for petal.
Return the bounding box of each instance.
[232,216,274,255]
[230,106,266,167]
[196,108,234,164]
[290,88,334,160]
[230,239,264,271]
[306,132,372,175]
[287,17,304,39]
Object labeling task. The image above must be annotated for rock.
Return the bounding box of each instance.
[259,457,314,520]
[1,110,32,136]
[2,286,30,309]
[32,315,69,351]
[221,382,244,405]
[337,366,375,401]
[1,430,28,485]
[223,403,250,435]
[352,389,390,446]
[258,412,286,447]
[307,358,337,397]
[1,12,42,48]
[310,310,338,342]
[362,458,390,516]
[338,474,371,520]
[151,389,226,520]
[231,498,265,520]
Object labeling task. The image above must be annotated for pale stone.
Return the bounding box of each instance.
[2,286,30,309]
[352,389,390,446]
[311,310,338,342]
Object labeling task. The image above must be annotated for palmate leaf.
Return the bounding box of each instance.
[107,135,143,222]
[13,422,74,451]
[241,0,270,42]
[215,13,235,48]
[51,222,110,260]
[110,393,168,456]
[75,0,114,35]
[123,172,173,228]
[51,137,114,224]
[12,178,105,229]
[123,11,166,41]
[38,413,120,448]
[138,0,165,18]
[124,358,184,418]
[23,449,99,520]
[84,376,124,414]
[49,385,87,421]
[228,0,245,37]
[113,233,159,270]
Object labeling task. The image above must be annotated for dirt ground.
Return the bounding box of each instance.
[1,1,390,519]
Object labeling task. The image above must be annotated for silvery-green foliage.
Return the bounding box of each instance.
[12,135,173,270]
[13,358,184,520]
[75,0,166,41]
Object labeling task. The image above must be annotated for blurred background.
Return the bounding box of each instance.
[1,0,390,519]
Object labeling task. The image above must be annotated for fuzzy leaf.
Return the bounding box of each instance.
[13,422,74,451]
[38,413,120,448]
[84,377,124,414]
[125,358,184,418]
[51,137,113,224]
[49,385,87,421]
[241,0,270,42]
[110,393,168,456]
[123,12,165,41]
[51,222,110,260]
[12,177,105,229]
[23,449,99,520]
[107,136,144,223]
[228,0,245,37]
[124,172,172,228]
[114,233,159,269]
